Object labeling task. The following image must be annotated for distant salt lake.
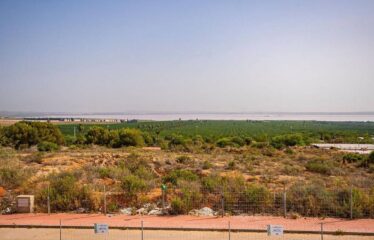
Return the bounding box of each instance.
[40,113,374,122]
[313,143,374,154]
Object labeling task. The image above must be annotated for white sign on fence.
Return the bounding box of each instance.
[94,223,109,234]
[17,198,29,207]
[267,225,284,236]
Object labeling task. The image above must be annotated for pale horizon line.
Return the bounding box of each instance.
[2,110,374,117]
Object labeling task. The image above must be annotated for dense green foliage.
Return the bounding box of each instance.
[369,151,374,164]
[37,172,95,211]
[163,169,198,186]
[37,141,60,152]
[305,159,336,175]
[1,122,64,149]
[58,120,374,144]
[343,153,365,163]
[84,127,145,147]
[270,133,305,149]
[2,120,374,150]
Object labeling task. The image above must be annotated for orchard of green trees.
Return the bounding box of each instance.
[1,121,374,153]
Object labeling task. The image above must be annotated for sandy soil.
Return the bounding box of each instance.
[0,214,373,234]
[0,228,373,240]
[0,119,21,126]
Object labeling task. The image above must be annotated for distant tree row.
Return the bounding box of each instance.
[0,123,152,150]
[0,122,64,149]
[83,127,150,148]
[0,122,371,153]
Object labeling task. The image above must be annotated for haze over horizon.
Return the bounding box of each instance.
[1,0,374,113]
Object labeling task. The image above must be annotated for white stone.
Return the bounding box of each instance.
[148,208,163,215]
[189,207,215,216]
[120,208,133,215]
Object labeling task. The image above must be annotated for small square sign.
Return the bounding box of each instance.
[94,223,109,234]
[267,225,284,236]
[17,198,29,207]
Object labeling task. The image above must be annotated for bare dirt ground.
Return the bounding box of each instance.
[0,214,373,234]
[0,119,21,126]
[0,227,373,240]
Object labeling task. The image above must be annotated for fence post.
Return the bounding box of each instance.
[59,219,62,240]
[47,185,51,215]
[103,185,107,215]
[350,187,353,219]
[320,222,324,240]
[221,192,225,218]
[283,186,287,218]
[162,189,165,211]
[228,221,231,240]
[141,220,144,240]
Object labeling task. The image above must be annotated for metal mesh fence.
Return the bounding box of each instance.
[30,221,372,240]
[114,186,372,219]
[28,182,374,219]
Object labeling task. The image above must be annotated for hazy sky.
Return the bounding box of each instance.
[1,0,374,113]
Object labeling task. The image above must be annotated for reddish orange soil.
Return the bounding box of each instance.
[0,214,373,234]
[0,187,5,197]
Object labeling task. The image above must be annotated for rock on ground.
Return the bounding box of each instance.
[189,207,216,216]
[120,208,133,215]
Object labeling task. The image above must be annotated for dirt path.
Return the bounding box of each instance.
[1,214,374,234]
[0,228,373,240]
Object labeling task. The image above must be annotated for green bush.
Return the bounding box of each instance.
[125,154,151,173]
[305,159,332,175]
[284,148,294,154]
[368,164,374,173]
[231,136,245,147]
[1,122,64,149]
[170,197,186,215]
[244,137,253,145]
[167,134,188,149]
[287,182,335,217]
[270,134,304,149]
[142,132,155,146]
[368,151,374,164]
[163,169,198,186]
[252,142,269,149]
[85,127,110,145]
[216,137,246,148]
[37,141,60,152]
[178,184,203,212]
[176,155,192,164]
[357,151,374,168]
[216,138,233,148]
[192,135,205,146]
[227,160,236,170]
[342,153,364,163]
[96,167,112,179]
[201,174,222,192]
[240,184,272,212]
[116,129,145,147]
[222,176,244,198]
[282,165,299,175]
[0,128,5,146]
[85,128,146,148]
[202,160,213,170]
[121,175,147,197]
[0,166,31,189]
[92,165,130,181]
[38,172,95,211]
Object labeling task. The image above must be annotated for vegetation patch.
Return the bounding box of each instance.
[305,159,336,175]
